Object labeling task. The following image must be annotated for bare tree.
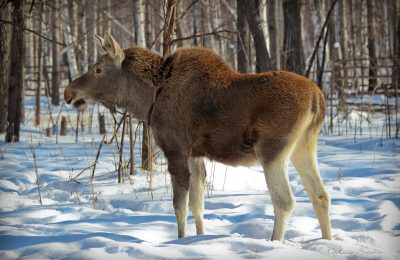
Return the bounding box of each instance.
[267,0,280,70]
[133,0,146,48]
[6,0,24,142]
[35,2,45,127]
[338,0,348,61]
[282,0,305,74]
[87,0,97,66]
[0,3,12,133]
[366,0,377,91]
[239,0,272,72]
[51,0,60,106]
[78,0,88,74]
[236,0,248,73]
[133,0,153,171]
[61,0,79,81]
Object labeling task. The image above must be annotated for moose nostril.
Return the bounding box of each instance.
[65,96,73,104]
[64,89,74,104]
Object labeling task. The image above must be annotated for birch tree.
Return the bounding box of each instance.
[133,0,146,48]
[61,0,79,81]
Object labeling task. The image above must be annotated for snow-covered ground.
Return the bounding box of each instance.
[0,97,399,259]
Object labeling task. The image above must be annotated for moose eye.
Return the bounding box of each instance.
[96,68,102,74]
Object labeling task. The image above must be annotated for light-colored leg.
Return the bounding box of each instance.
[291,136,332,240]
[262,154,296,241]
[188,157,206,235]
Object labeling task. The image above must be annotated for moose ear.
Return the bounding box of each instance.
[95,35,107,55]
[102,31,125,68]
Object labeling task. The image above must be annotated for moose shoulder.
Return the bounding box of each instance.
[64,32,332,242]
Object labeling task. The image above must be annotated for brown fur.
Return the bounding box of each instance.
[64,34,330,241]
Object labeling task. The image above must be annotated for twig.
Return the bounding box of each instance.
[106,112,124,144]
[90,134,106,182]
[75,111,80,143]
[372,142,378,168]
[71,164,94,181]
[0,19,67,46]
[222,166,228,191]
[129,114,135,175]
[338,168,343,184]
[118,111,128,183]
[305,0,339,77]
[171,29,237,44]
[178,0,200,20]
[29,137,43,206]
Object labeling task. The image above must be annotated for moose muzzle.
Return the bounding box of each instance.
[64,85,87,110]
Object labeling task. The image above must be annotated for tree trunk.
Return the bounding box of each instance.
[259,0,269,43]
[78,0,88,74]
[392,0,400,89]
[36,2,44,127]
[236,0,248,73]
[211,1,226,59]
[98,113,106,134]
[87,0,97,65]
[366,0,377,92]
[51,0,60,106]
[310,0,326,76]
[60,116,67,136]
[282,0,305,74]
[338,0,348,61]
[133,0,146,48]
[135,0,153,171]
[144,1,152,48]
[6,0,24,142]
[61,0,79,81]
[267,0,280,70]
[0,3,12,133]
[239,0,272,72]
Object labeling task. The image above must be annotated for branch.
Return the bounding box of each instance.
[171,29,237,44]
[90,134,106,182]
[305,0,339,77]
[103,12,135,39]
[0,19,67,46]
[178,0,200,20]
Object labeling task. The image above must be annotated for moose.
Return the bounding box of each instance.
[64,32,332,242]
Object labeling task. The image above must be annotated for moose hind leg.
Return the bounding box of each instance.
[188,157,206,235]
[291,137,332,240]
[257,145,296,242]
[169,158,190,238]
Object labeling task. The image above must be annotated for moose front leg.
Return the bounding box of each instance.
[168,158,190,238]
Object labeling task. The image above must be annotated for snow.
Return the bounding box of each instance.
[0,97,399,259]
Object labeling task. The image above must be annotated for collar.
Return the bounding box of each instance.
[146,55,173,126]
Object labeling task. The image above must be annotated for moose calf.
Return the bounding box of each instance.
[64,32,332,241]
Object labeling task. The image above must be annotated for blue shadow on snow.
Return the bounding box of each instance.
[0,232,143,250]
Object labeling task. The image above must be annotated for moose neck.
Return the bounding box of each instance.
[113,47,164,122]
[116,72,157,122]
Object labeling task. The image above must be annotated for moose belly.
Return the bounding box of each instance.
[191,128,259,167]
